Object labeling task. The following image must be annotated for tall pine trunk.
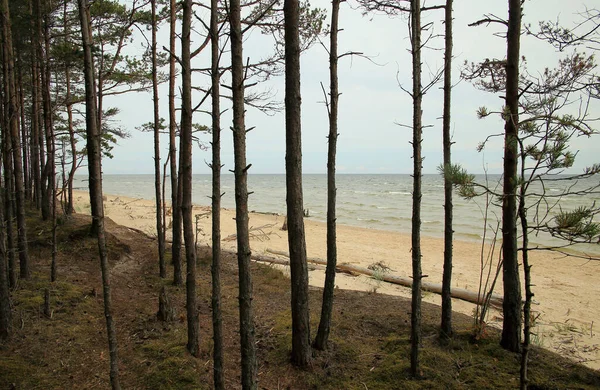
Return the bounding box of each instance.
[500,0,522,353]
[77,0,121,387]
[29,0,42,211]
[180,0,199,358]
[409,0,423,377]
[0,175,10,340]
[284,0,312,368]
[42,3,55,221]
[2,0,30,279]
[230,0,257,384]
[151,0,166,279]
[0,46,12,336]
[64,0,76,215]
[519,146,531,389]
[0,82,16,288]
[36,0,51,221]
[314,0,340,352]
[440,0,454,339]
[17,59,29,202]
[210,0,224,386]
[169,0,183,286]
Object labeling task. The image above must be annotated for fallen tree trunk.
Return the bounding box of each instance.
[264,248,503,308]
[117,225,502,308]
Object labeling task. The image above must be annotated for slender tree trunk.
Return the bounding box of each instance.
[41,4,57,282]
[314,0,340,352]
[29,0,42,210]
[51,154,57,282]
[37,0,52,221]
[0,176,10,340]
[0,78,16,289]
[151,0,166,279]
[77,1,121,387]
[409,0,423,378]
[64,0,76,215]
[169,0,183,287]
[33,6,46,215]
[180,0,199,358]
[230,0,257,384]
[2,0,30,279]
[500,0,522,353]
[440,0,454,339]
[284,0,312,368]
[210,0,224,386]
[519,147,531,390]
[17,59,29,202]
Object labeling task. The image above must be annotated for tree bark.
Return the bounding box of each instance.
[314,0,340,352]
[284,0,312,368]
[151,0,166,279]
[501,0,522,354]
[180,0,199,358]
[230,0,258,384]
[2,0,30,279]
[77,0,121,387]
[210,0,224,386]
[440,0,454,340]
[169,0,183,287]
[410,0,423,378]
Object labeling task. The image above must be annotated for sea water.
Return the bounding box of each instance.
[73,174,600,254]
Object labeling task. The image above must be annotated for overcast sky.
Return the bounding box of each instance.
[101,0,599,175]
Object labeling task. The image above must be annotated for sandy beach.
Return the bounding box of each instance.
[73,190,600,370]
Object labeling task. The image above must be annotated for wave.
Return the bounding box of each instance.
[357,217,381,223]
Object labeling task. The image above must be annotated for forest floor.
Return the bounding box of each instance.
[0,211,599,389]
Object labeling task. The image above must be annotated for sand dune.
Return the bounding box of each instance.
[73,190,600,370]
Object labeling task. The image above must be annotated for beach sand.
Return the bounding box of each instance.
[73,190,600,370]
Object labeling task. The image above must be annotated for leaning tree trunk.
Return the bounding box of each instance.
[314,0,340,352]
[210,0,224,386]
[180,0,199,358]
[440,0,454,339]
[77,0,121,388]
[409,0,423,378]
[230,0,257,384]
[169,0,183,287]
[2,0,30,279]
[284,0,312,368]
[151,0,166,279]
[500,0,522,354]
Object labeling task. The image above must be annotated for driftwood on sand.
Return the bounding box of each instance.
[263,248,503,308]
